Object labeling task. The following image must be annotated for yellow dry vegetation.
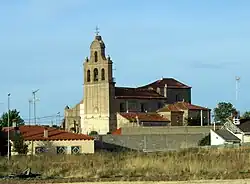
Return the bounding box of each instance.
[1,148,250,181]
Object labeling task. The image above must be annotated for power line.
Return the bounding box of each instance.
[22,114,64,121]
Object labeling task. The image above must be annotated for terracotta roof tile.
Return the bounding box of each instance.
[157,102,210,112]
[178,102,209,110]
[139,78,191,89]
[3,126,93,141]
[157,104,183,112]
[119,112,170,122]
[115,87,166,99]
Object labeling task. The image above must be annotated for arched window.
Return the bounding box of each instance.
[93,68,98,81]
[94,51,98,62]
[101,68,105,80]
[87,70,90,82]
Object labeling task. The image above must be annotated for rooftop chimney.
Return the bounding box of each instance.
[164,84,167,97]
[44,128,48,138]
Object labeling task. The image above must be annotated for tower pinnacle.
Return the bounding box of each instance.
[95,26,100,36]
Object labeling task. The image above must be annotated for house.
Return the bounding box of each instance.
[237,119,250,143]
[157,101,211,126]
[221,119,250,144]
[64,33,203,135]
[3,125,94,155]
[117,112,170,128]
[210,129,241,146]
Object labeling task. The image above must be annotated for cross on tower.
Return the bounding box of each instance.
[95,26,100,36]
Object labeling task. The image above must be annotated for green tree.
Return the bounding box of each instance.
[0,109,25,127]
[89,131,98,136]
[242,111,250,119]
[198,134,210,146]
[214,102,236,124]
[13,133,28,155]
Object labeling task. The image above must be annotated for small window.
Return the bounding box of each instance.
[101,68,105,80]
[176,94,182,102]
[128,101,137,112]
[94,51,98,62]
[71,146,80,154]
[87,70,91,82]
[140,103,145,112]
[158,102,162,109]
[93,68,98,81]
[56,146,67,154]
[120,103,126,112]
[35,147,47,154]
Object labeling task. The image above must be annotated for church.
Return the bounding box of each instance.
[64,32,210,135]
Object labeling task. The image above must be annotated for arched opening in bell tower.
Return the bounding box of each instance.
[87,70,91,82]
[93,68,98,81]
[101,68,105,80]
[94,51,98,62]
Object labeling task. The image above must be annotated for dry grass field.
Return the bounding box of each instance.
[1,148,250,182]
[3,179,250,184]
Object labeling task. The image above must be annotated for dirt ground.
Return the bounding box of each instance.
[4,179,249,184]
[0,179,250,184]
[54,180,250,184]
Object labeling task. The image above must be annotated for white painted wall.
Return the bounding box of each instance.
[210,129,225,145]
[25,139,94,155]
[243,135,250,143]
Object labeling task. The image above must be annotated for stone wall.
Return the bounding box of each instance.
[96,133,207,152]
[119,126,217,135]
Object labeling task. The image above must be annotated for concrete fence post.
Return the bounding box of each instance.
[143,135,147,152]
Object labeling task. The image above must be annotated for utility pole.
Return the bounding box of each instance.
[28,99,32,125]
[7,93,10,162]
[200,109,203,126]
[32,89,39,125]
[57,112,60,126]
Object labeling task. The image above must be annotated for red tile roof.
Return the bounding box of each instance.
[157,102,210,112]
[3,126,93,141]
[115,87,166,99]
[139,78,191,89]
[157,104,183,112]
[119,112,170,122]
[177,102,209,110]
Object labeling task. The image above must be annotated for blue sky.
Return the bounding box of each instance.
[0,0,250,124]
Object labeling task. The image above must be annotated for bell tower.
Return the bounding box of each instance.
[83,30,116,135]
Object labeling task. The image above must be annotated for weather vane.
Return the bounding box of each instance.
[95,26,100,36]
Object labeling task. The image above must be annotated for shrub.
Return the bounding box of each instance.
[13,133,28,155]
[198,134,211,146]
[89,131,98,136]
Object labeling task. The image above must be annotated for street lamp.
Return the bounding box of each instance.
[7,93,10,161]
[32,89,39,125]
